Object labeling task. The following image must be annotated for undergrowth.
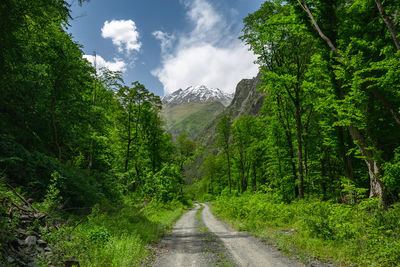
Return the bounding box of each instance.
[212,193,400,266]
[41,198,186,266]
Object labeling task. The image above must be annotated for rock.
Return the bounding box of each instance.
[20,214,30,220]
[24,236,37,247]
[15,228,27,235]
[44,251,52,258]
[17,238,25,246]
[34,213,45,219]
[37,239,47,246]
[7,256,15,263]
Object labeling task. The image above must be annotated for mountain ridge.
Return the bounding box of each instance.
[162,85,233,106]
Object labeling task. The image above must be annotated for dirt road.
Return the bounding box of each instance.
[201,203,299,267]
[151,203,300,267]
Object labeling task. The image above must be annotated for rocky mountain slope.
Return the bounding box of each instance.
[197,73,264,147]
[185,73,265,182]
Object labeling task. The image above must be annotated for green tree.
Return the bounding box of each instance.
[291,0,400,202]
[217,115,232,194]
[176,133,196,170]
[241,1,316,198]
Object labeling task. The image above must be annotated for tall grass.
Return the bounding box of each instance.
[43,199,185,266]
[212,193,400,266]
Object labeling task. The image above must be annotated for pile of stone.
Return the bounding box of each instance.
[1,185,56,266]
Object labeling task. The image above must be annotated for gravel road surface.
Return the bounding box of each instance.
[151,203,219,267]
[152,203,301,267]
[201,203,300,267]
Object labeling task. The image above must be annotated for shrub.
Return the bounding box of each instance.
[212,193,400,266]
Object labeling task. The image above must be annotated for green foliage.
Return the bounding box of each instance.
[383,147,400,197]
[43,198,184,266]
[197,0,400,206]
[40,171,63,213]
[213,194,400,266]
[87,226,111,246]
[144,164,183,202]
[0,0,193,264]
[162,102,225,139]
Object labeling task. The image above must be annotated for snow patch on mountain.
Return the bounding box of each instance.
[162,85,233,106]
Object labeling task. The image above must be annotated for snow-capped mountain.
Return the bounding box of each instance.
[162,85,233,106]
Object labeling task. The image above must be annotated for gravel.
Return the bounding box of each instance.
[152,202,330,267]
[151,204,212,267]
[201,203,301,267]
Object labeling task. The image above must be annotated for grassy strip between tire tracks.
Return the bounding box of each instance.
[195,203,234,267]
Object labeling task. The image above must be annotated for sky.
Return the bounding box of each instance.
[68,0,264,96]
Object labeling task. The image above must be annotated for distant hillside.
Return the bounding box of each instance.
[185,73,265,182]
[197,73,264,148]
[161,101,225,139]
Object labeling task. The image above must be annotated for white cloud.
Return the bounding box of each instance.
[152,31,175,55]
[101,19,141,54]
[83,54,127,73]
[152,0,258,95]
[185,0,224,41]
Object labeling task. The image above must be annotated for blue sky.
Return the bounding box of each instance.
[68,0,264,96]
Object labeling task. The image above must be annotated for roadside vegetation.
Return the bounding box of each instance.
[1,0,400,266]
[0,0,195,265]
[212,193,400,266]
[191,0,400,266]
[43,199,185,266]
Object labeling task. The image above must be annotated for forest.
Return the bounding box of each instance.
[0,0,194,265]
[1,0,400,266]
[194,0,400,265]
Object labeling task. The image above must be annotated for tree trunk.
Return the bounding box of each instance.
[124,110,132,185]
[320,155,327,199]
[252,161,257,191]
[276,96,299,197]
[338,127,354,180]
[295,99,305,198]
[226,148,232,194]
[348,126,386,200]
[131,102,143,176]
[239,146,246,193]
[374,0,400,50]
[88,139,93,172]
[51,81,62,162]
[370,87,400,126]
[298,1,388,202]
[245,163,250,192]
[88,53,98,172]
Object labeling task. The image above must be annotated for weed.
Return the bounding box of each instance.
[212,194,400,266]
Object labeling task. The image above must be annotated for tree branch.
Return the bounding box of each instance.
[374,0,400,50]
[296,0,345,63]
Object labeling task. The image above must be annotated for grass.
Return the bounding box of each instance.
[195,203,234,267]
[161,102,225,138]
[42,199,186,266]
[211,193,400,267]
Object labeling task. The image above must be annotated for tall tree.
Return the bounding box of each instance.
[217,115,232,194]
[291,0,400,202]
[241,1,316,198]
